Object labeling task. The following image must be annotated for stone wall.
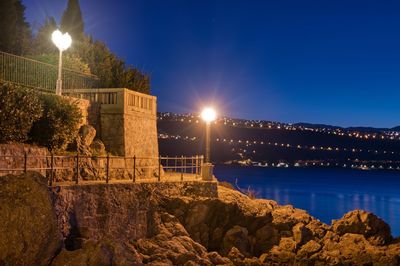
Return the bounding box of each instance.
[0,143,175,182]
[51,181,218,249]
[0,144,49,177]
[124,112,159,158]
[100,113,125,156]
[65,88,159,161]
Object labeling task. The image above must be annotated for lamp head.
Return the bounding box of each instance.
[52,30,72,51]
[201,107,216,123]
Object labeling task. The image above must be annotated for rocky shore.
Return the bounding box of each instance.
[0,172,399,265]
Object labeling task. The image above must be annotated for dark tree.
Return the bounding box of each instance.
[0,0,32,55]
[32,17,58,54]
[77,36,151,93]
[60,0,84,42]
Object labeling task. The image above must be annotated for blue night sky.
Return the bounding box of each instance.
[23,0,400,128]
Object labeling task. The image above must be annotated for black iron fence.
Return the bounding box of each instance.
[0,51,99,92]
[0,154,204,186]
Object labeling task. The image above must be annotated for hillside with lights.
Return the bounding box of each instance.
[158,112,400,170]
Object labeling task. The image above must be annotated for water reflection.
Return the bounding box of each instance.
[262,188,400,234]
[215,165,400,236]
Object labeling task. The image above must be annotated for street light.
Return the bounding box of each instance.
[201,107,216,163]
[52,30,72,95]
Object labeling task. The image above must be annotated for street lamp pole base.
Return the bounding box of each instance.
[201,163,214,181]
[56,79,62,95]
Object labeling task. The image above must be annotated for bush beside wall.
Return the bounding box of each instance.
[0,81,82,151]
[0,82,42,143]
[30,93,82,151]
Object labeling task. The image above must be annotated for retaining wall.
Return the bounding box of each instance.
[51,181,218,249]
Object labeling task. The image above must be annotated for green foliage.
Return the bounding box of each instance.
[77,37,150,93]
[61,0,84,42]
[29,53,91,75]
[30,94,82,151]
[0,0,32,55]
[0,82,42,143]
[1,0,150,94]
[32,17,58,54]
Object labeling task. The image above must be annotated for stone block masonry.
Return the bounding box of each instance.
[66,88,159,159]
[51,181,218,249]
[0,144,48,176]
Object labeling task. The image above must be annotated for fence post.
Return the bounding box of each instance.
[75,153,79,184]
[175,157,177,173]
[158,156,161,182]
[106,153,110,184]
[181,156,184,181]
[195,155,198,176]
[49,153,54,186]
[200,155,203,176]
[191,157,194,174]
[133,155,136,182]
[24,151,27,173]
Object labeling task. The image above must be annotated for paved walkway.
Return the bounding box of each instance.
[53,172,203,186]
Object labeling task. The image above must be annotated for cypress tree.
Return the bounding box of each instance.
[60,0,84,42]
[0,0,32,55]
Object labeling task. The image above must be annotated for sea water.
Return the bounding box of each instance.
[214,165,400,236]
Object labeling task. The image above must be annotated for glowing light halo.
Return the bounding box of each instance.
[201,107,216,122]
[52,30,72,51]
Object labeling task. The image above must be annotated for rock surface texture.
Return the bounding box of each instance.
[1,173,399,265]
[0,172,62,265]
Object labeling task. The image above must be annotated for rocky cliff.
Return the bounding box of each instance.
[0,172,399,265]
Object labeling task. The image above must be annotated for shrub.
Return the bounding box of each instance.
[28,53,92,75]
[30,93,82,151]
[0,82,42,143]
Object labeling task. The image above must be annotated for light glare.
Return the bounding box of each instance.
[201,107,216,122]
[52,30,72,51]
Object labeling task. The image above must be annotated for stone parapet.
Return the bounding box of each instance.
[64,88,159,160]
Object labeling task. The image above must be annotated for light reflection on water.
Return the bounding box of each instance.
[214,165,400,236]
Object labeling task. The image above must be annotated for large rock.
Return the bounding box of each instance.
[318,233,400,265]
[77,125,96,155]
[254,224,280,254]
[134,211,231,265]
[222,226,250,256]
[52,241,142,266]
[0,172,62,265]
[89,139,106,156]
[332,210,392,245]
[292,222,313,246]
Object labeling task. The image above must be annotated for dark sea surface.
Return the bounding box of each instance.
[214,165,400,237]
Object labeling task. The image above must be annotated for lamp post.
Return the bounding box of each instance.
[52,30,72,95]
[201,107,216,163]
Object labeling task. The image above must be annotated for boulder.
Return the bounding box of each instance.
[297,240,321,257]
[207,251,232,265]
[222,226,250,256]
[0,172,62,265]
[278,237,297,253]
[52,241,142,266]
[292,222,313,246]
[89,139,106,156]
[254,224,280,254]
[332,210,392,245]
[77,125,96,155]
[272,205,311,231]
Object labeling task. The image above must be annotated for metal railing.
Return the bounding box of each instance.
[0,51,99,92]
[0,154,204,186]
